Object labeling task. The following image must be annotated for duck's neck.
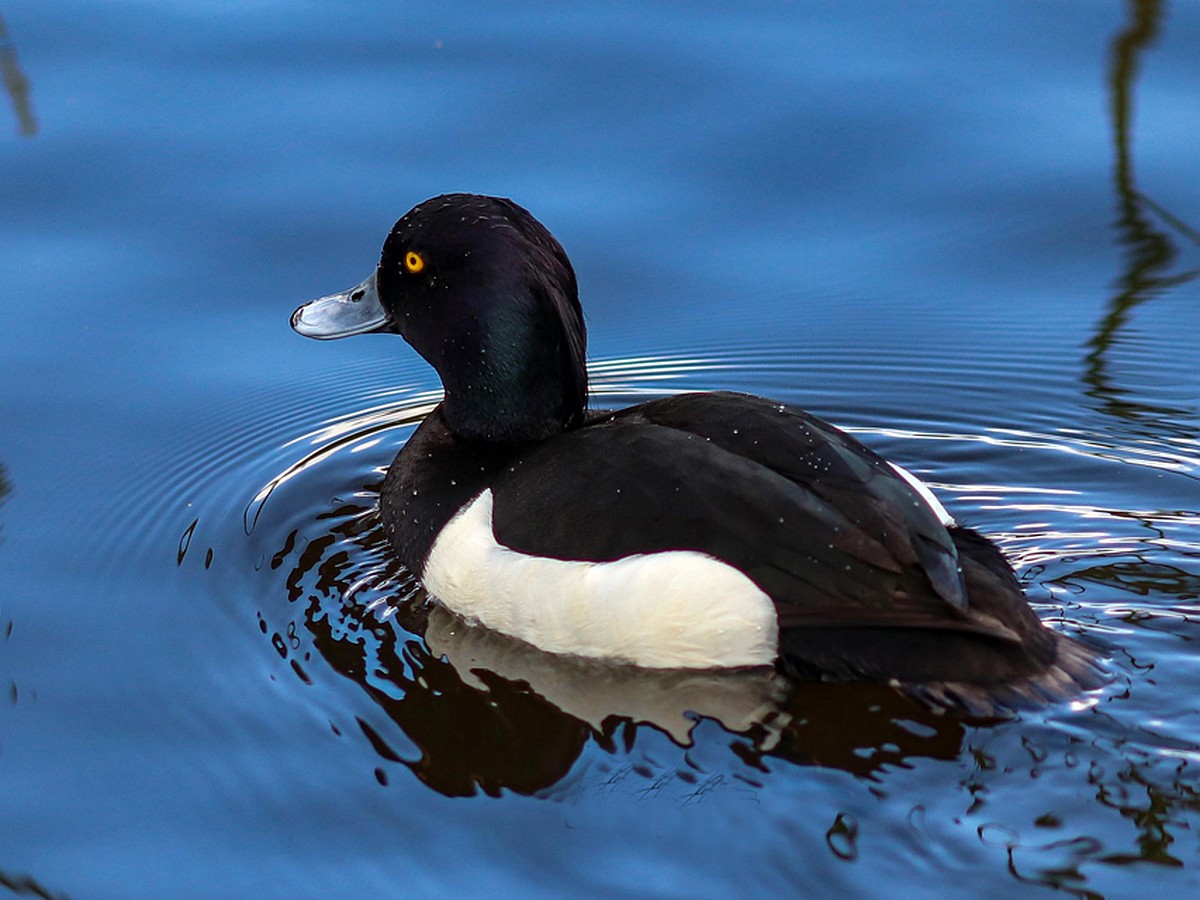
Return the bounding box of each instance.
[438,308,587,443]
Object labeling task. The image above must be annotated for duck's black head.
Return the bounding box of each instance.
[293,193,587,443]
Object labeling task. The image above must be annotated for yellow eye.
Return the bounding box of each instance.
[404,251,426,274]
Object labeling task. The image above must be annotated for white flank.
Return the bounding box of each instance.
[421,490,779,669]
[889,462,956,526]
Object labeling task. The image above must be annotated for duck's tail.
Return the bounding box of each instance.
[903,630,1107,717]
[776,526,1109,716]
[901,526,1108,716]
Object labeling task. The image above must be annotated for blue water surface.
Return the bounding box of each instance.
[1,1,1199,897]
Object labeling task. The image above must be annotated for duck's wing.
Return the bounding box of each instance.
[489,391,1017,642]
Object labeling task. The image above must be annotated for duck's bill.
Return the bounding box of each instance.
[290,271,391,340]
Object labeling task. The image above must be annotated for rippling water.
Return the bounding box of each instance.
[2,1,1199,897]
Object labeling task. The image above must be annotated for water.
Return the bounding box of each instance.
[2,1,1199,896]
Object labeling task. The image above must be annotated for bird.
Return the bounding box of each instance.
[291,192,1102,712]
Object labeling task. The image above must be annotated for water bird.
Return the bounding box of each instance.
[291,193,1102,712]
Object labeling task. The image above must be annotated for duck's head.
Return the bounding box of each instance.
[292,193,588,443]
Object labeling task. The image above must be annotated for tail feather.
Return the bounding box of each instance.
[777,526,1108,715]
[903,632,1108,716]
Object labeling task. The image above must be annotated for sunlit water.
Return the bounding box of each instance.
[2,1,1200,897]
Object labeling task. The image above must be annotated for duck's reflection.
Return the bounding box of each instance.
[272,486,977,798]
[1085,0,1199,430]
[424,605,788,747]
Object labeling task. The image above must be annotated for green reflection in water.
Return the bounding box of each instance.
[0,12,36,137]
[1086,0,1200,429]
[1068,559,1200,603]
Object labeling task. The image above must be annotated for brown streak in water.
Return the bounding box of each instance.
[0,14,37,137]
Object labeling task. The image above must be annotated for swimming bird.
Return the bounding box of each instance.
[291,193,1101,711]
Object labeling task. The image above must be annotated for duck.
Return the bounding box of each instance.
[291,192,1102,711]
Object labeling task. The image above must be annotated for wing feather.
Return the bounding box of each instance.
[489,392,992,637]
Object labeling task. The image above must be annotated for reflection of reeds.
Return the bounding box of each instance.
[0,866,66,900]
[1085,0,1199,427]
[0,13,36,137]
[0,461,9,546]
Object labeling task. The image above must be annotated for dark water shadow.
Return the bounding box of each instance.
[0,12,37,137]
[1085,0,1199,431]
[263,482,982,798]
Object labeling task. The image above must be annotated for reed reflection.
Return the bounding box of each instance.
[0,867,65,900]
[0,13,36,137]
[1086,0,1199,429]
